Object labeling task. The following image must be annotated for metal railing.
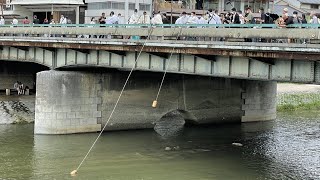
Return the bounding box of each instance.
[0,23,319,28]
[0,24,319,44]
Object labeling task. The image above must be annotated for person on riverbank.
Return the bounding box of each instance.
[13,81,19,95]
[18,82,24,95]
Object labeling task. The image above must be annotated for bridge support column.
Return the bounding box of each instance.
[35,71,102,134]
[241,81,277,122]
[34,70,277,134]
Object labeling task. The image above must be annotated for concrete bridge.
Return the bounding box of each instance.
[0,26,319,134]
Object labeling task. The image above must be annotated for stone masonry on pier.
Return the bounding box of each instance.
[35,70,276,134]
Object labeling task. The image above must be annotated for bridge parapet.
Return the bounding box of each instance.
[0,25,319,40]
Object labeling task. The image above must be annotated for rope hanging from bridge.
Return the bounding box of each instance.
[152,28,183,108]
[70,27,154,176]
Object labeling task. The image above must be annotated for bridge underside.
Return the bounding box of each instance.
[35,70,276,134]
[0,46,319,84]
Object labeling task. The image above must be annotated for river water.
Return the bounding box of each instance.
[0,112,319,180]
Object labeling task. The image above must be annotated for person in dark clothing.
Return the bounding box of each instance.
[99,13,106,24]
[284,16,294,25]
[301,14,307,24]
[292,11,301,24]
[33,15,40,24]
[231,8,240,24]
[256,7,266,24]
[162,13,170,24]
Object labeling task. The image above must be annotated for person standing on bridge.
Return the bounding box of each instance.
[0,16,5,25]
[175,12,189,24]
[244,7,253,24]
[33,15,40,25]
[59,15,67,24]
[22,16,30,25]
[310,11,319,24]
[151,11,163,25]
[12,17,18,26]
[129,9,139,25]
[187,12,198,25]
[138,11,151,25]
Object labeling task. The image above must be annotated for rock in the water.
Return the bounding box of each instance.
[154,111,185,138]
[165,147,172,151]
[232,142,243,147]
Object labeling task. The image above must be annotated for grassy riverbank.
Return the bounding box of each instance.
[277,85,320,111]
[277,83,320,112]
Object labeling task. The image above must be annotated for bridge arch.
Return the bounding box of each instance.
[0,61,49,91]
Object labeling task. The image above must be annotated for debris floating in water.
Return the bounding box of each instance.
[70,170,78,176]
[232,142,243,147]
[152,100,158,108]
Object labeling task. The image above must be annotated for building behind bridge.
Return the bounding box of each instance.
[1,0,274,24]
[274,0,320,15]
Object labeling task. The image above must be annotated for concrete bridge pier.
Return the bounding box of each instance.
[34,70,276,135]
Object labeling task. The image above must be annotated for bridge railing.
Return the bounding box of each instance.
[0,24,319,44]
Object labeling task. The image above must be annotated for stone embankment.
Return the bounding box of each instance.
[0,95,35,124]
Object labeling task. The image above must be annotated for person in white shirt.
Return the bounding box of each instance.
[207,9,221,24]
[187,12,198,24]
[151,11,163,25]
[197,14,207,26]
[106,11,118,24]
[0,16,5,25]
[213,10,222,24]
[175,12,189,24]
[12,17,18,25]
[138,11,151,24]
[238,10,245,24]
[117,13,125,24]
[129,9,139,24]
[60,15,67,24]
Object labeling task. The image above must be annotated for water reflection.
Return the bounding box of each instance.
[0,125,34,179]
[0,112,319,179]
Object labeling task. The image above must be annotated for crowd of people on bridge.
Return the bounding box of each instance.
[0,7,319,27]
[80,7,320,27]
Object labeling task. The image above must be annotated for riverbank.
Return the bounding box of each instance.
[277,83,320,111]
[0,94,35,124]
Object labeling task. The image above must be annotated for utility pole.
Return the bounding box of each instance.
[170,0,173,24]
[1,0,4,16]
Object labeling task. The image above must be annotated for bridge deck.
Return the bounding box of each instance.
[0,25,319,84]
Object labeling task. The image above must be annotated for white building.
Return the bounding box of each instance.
[274,0,320,15]
[2,0,84,24]
[85,0,153,24]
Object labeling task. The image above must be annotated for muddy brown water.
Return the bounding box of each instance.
[0,111,319,180]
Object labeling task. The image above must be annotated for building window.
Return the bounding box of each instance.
[111,2,125,9]
[88,2,124,10]
[139,3,151,11]
[311,4,319,9]
[88,2,111,10]
[129,3,136,10]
